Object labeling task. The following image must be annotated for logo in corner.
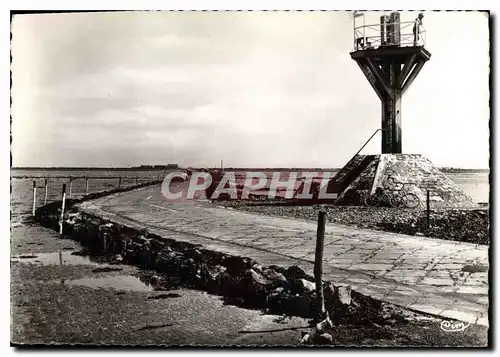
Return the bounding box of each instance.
[440,320,470,332]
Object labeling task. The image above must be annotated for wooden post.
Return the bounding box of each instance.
[85,176,89,194]
[157,172,161,181]
[32,181,37,216]
[68,177,73,199]
[43,179,48,205]
[102,232,108,252]
[118,177,122,188]
[314,211,327,318]
[135,176,138,186]
[59,184,67,235]
[426,189,430,231]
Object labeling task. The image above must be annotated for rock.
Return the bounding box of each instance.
[300,333,313,344]
[316,316,333,333]
[179,258,199,280]
[285,265,307,280]
[337,285,352,305]
[224,256,252,277]
[240,270,270,308]
[149,275,162,285]
[185,248,203,260]
[66,212,81,224]
[262,269,287,288]
[136,235,150,244]
[290,278,316,295]
[245,268,269,286]
[324,282,352,312]
[154,252,180,274]
[300,279,316,292]
[267,264,288,275]
[272,287,284,294]
[217,272,240,297]
[112,254,123,263]
[203,265,227,292]
[315,333,333,344]
[252,264,264,273]
[266,287,290,315]
[200,265,226,283]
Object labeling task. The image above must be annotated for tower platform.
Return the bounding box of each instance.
[329,154,477,208]
[350,44,431,63]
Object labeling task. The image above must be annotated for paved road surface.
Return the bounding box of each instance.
[80,185,489,326]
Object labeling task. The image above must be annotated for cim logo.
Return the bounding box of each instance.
[440,320,471,332]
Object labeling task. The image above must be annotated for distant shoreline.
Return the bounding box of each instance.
[11,167,489,173]
[439,168,489,173]
[11,166,177,171]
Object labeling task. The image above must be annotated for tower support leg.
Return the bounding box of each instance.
[381,95,402,153]
[381,61,402,153]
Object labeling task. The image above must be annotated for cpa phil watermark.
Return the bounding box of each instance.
[160,170,339,202]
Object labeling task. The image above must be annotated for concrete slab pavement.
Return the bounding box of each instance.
[80,184,489,326]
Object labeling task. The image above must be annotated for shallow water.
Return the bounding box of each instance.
[11,251,100,266]
[448,172,489,203]
[66,275,155,292]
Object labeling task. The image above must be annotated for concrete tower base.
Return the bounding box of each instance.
[329,154,477,208]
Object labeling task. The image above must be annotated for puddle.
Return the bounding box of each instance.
[66,275,155,292]
[462,264,489,273]
[11,251,100,266]
[148,293,182,299]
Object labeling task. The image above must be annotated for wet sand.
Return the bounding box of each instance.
[10,178,308,346]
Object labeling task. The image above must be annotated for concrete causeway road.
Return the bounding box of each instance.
[80,185,489,327]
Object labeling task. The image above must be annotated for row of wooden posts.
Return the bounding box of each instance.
[31,181,69,235]
[31,177,118,216]
[31,175,163,235]
[31,174,164,213]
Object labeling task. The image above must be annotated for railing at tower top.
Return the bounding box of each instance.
[352,15,427,51]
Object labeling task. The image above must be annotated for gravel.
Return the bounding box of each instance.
[215,202,489,245]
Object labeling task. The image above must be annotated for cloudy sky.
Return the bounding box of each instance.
[11,11,489,168]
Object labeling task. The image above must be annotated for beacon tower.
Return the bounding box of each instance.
[350,12,431,153]
[327,12,477,209]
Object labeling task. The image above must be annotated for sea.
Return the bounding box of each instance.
[10,168,490,205]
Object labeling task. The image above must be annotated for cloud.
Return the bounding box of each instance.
[11,11,489,168]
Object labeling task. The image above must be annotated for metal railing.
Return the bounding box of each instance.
[353,19,427,51]
[353,128,384,159]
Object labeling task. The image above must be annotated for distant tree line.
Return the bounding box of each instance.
[215,167,340,171]
[12,164,179,171]
[440,167,489,173]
